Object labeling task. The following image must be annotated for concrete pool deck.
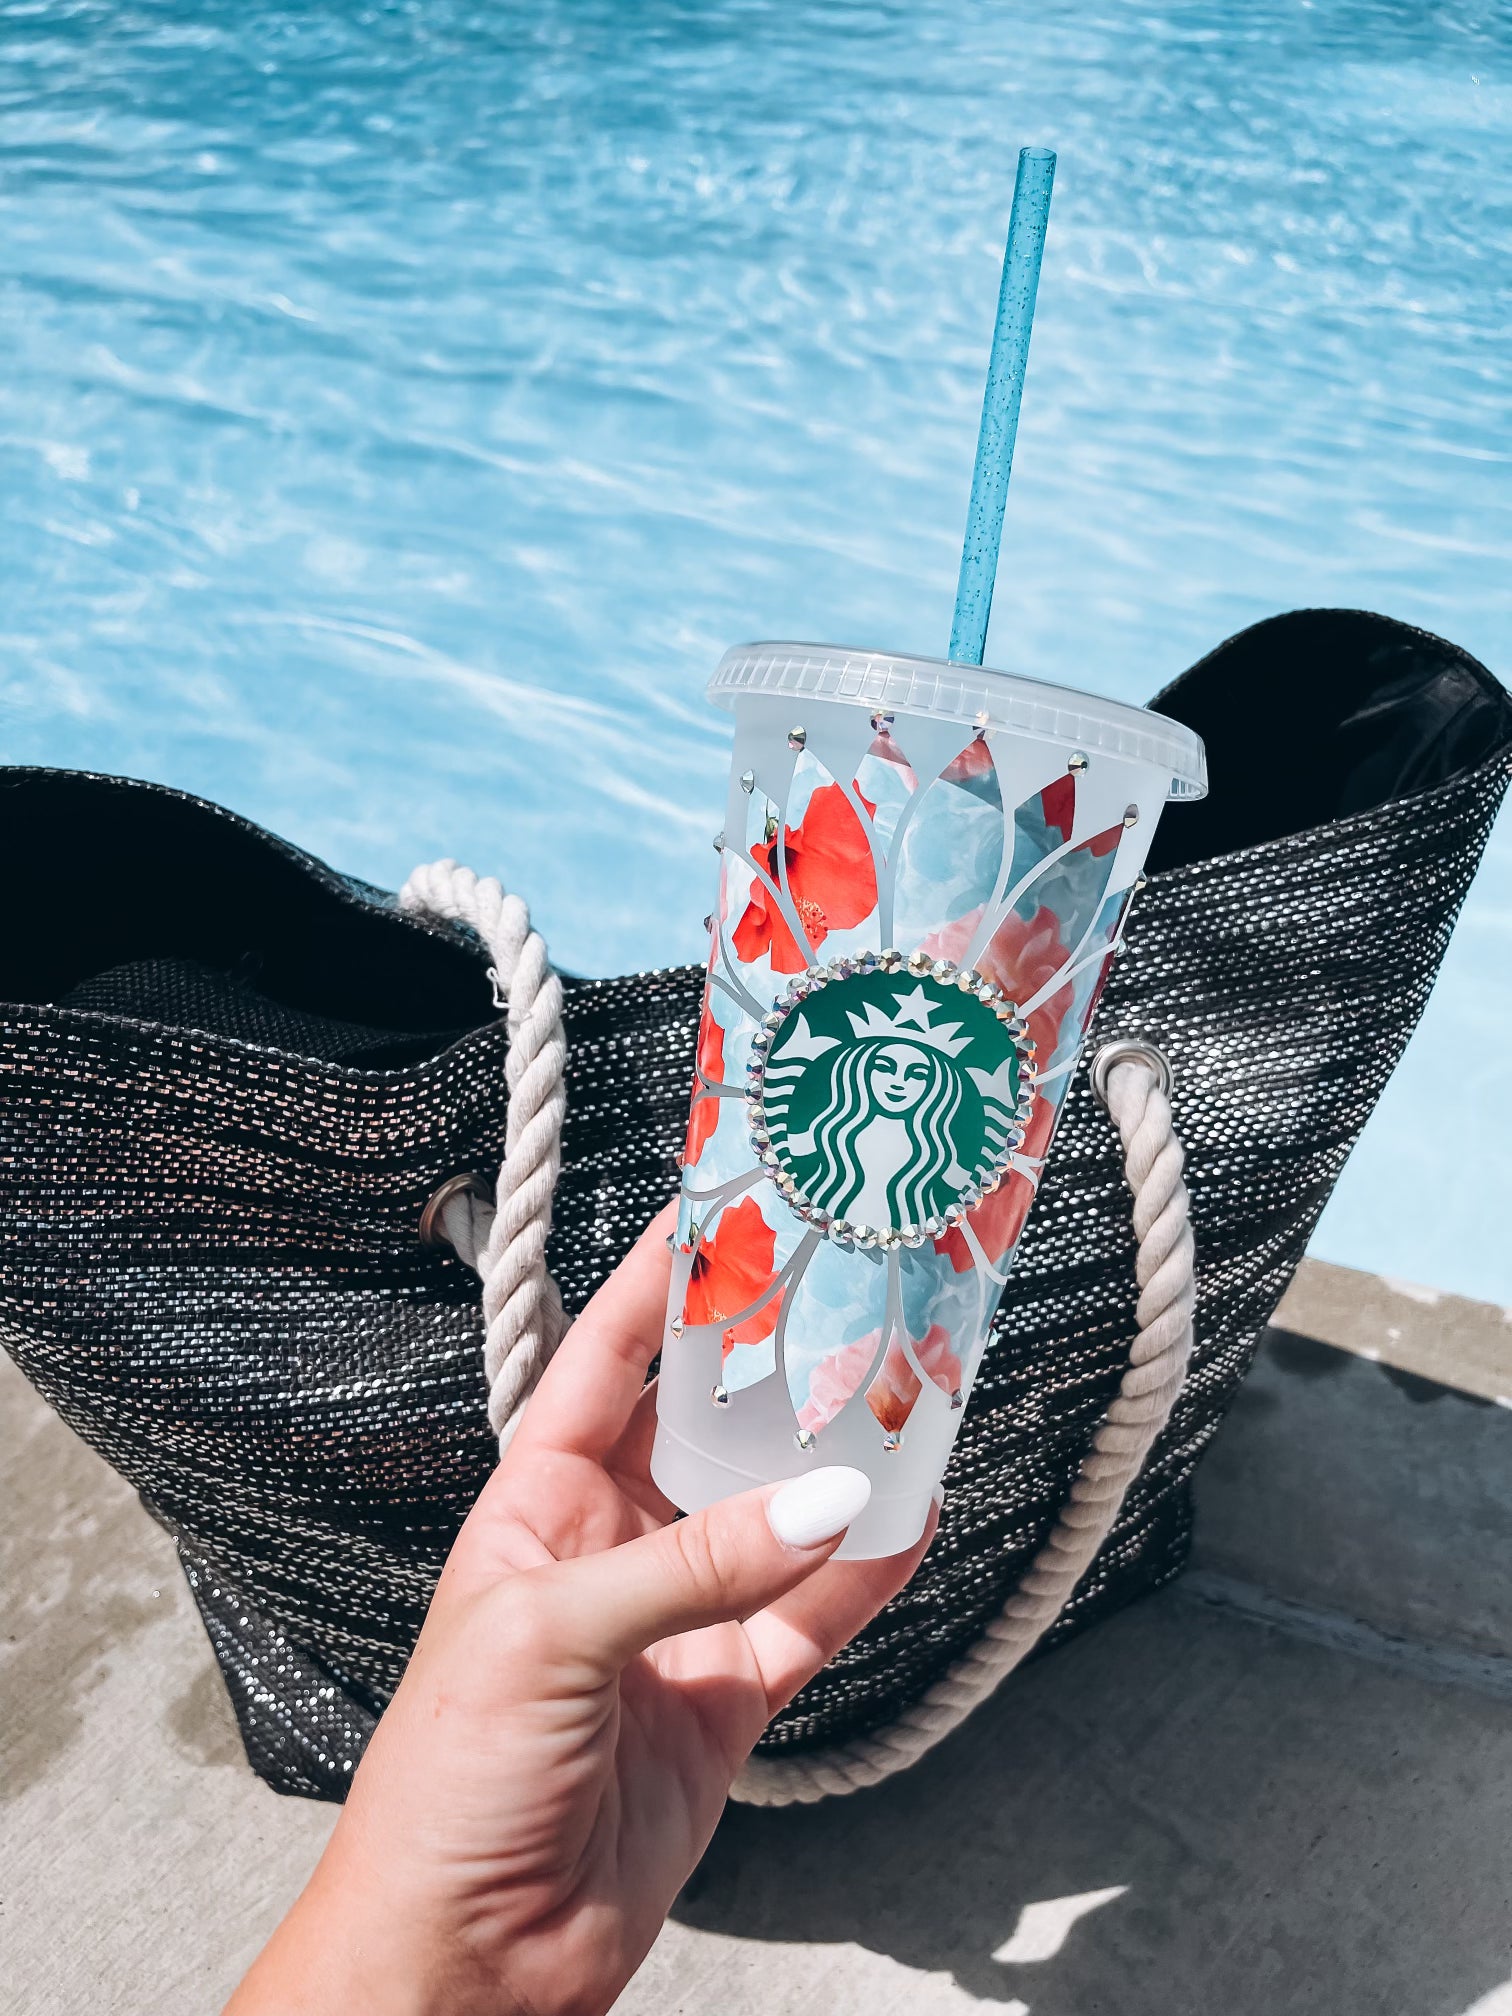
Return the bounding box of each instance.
[4,1263,1511,2015]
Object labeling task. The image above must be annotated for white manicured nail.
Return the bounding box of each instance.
[767,1466,872,1549]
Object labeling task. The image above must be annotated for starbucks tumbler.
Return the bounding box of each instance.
[650,643,1207,1558]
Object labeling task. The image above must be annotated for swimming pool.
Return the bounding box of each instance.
[3,1,1508,1300]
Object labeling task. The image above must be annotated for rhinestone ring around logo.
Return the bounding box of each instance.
[744,948,1039,1251]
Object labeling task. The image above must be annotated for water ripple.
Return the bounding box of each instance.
[0,0,1508,1295]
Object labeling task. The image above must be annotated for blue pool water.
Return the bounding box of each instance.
[2,2,1509,1300]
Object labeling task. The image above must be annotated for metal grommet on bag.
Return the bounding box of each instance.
[1089,1038,1174,1109]
[418,1172,494,1252]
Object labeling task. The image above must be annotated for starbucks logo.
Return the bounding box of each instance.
[747,952,1037,1248]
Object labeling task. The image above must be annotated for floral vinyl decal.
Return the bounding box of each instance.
[752,961,1032,1240]
[789,1306,964,1439]
[891,733,1005,953]
[683,1000,726,1169]
[865,1323,963,1432]
[684,727,1140,1447]
[853,724,919,859]
[681,1196,785,1360]
[732,772,878,973]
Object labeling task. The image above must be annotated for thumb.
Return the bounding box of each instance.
[539,1467,874,1669]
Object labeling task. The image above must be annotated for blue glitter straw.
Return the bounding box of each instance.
[949,146,1056,666]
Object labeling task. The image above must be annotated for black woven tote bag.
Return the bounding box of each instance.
[3,607,1508,1803]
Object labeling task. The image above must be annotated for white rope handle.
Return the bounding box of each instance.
[731,1050,1194,1804]
[399,860,569,1451]
[403,855,1193,1799]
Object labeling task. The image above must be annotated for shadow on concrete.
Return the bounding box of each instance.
[672,1334,1512,2016]
[676,1587,1512,2015]
[0,1378,165,1802]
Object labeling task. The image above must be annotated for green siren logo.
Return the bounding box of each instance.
[748,954,1037,1247]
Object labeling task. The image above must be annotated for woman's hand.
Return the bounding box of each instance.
[227,1207,936,2016]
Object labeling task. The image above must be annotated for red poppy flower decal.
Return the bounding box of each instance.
[933,1085,1057,1271]
[865,1323,963,1432]
[795,1321,964,1435]
[1040,773,1075,843]
[1070,887,1134,1060]
[795,1329,879,1435]
[732,780,878,973]
[920,900,1073,1064]
[682,1196,784,1359]
[941,734,997,794]
[683,1004,726,1169]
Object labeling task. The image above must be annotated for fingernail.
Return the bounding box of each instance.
[767,1466,872,1550]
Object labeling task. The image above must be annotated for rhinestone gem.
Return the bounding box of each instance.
[711,1383,729,1406]
[740,770,756,794]
[787,726,807,751]
[1068,751,1089,773]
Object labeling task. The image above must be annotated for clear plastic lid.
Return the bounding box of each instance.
[709,641,1208,801]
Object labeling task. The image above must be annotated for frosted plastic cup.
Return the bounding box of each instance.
[651,644,1207,1558]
